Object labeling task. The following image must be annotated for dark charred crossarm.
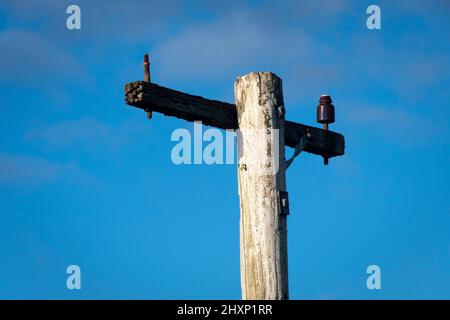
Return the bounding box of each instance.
[125,81,345,159]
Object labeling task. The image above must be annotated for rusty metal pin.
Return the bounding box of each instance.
[144,53,151,82]
[317,94,335,165]
[143,53,152,119]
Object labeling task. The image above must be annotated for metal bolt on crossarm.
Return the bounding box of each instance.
[143,53,152,119]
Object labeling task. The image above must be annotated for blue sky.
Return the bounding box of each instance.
[0,0,449,299]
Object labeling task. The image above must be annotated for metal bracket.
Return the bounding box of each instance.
[278,106,286,118]
[278,191,290,215]
[285,129,310,169]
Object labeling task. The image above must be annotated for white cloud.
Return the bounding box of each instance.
[0,30,87,82]
[345,104,442,147]
[25,117,149,153]
[0,153,96,187]
[152,12,315,83]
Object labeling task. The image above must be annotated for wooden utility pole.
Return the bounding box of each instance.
[124,55,345,300]
[235,72,289,299]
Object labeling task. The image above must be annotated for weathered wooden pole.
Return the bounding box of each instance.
[235,72,289,300]
[125,59,345,300]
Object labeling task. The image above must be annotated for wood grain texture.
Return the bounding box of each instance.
[125,81,345,159]
[235,72,289,300]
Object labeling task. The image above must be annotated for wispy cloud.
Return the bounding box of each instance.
[151,9,332,98]
[1,0,185,43]
[24,117,149,153]
[0,29,93,109]
[0,153,96,188]
[0,29,88,83]
[345,104,443,147]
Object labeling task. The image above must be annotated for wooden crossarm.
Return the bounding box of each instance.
[125,81,345,159]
